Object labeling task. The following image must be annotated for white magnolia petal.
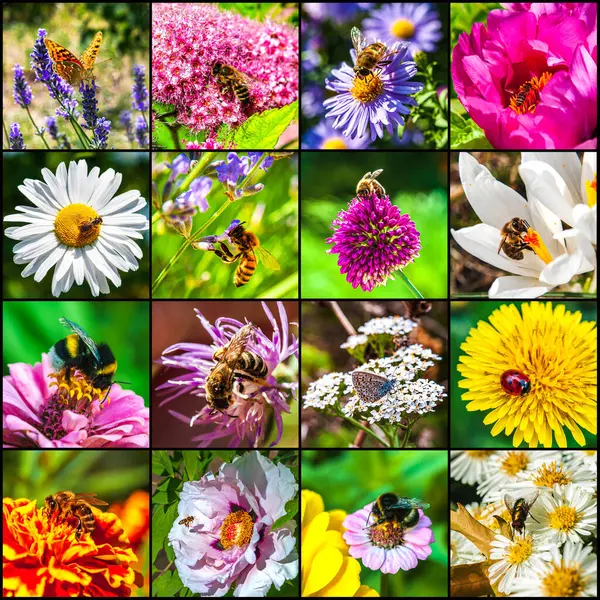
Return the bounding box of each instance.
[572,204,597,245]
[521,152,582,204]
[581,152,596,202]
[489,276,555,299]
[526,193,564,257]
[565,234,595,274]
[459,153,530,227]
[539,252,583,285]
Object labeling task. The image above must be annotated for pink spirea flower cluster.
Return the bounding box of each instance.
[152,3,298,136]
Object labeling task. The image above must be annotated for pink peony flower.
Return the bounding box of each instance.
[452,5,597,149]
[169,451,298,597]
[152,3,298,140]
[3,354,149,448]
[342,503,434,574]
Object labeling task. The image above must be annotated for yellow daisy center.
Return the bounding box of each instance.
[54,203,102,247]
[391,18,415,39]
[506,536,532,565]
[531,462,573,487]
[351,74,384,103]
[541,564,587,596]
[509,72,553,115]
[322,137,348,150]
[549,505,581,533]
[500,451,529,475]
[219,509,254,550]
[585,174,596,207]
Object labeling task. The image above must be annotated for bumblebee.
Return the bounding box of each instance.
[49,317,118,400]
[504,491,540,535]
[497,217,534,260]
[351,27,399,81]
[366,493,430,531]
[44,491,108,540]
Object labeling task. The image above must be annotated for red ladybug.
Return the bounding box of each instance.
[500,370,531,396]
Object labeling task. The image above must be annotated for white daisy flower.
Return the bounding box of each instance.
[451,450,497,486]
[563,450,598,475]
[511,541,598,597]
[451,530,485,566]
[489,533,553,595]
[4,160,149,297]
[528,483,597,544]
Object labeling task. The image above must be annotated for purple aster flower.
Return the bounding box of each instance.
[302,119,371,149]
[327,192,421,292]
[162,176,212,235]
[13,64,33,108]
[303,3,373,24]
[324,41,423,141]
[9,123,26,150]
[120,110,135,144]
[156,301,298,448]
[135,114,149,148]
[362,3,442,56]
[301,83,325,119]
[343,503,434,573]
[131,64,149,112]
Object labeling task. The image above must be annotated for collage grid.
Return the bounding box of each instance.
[1,2,597,599]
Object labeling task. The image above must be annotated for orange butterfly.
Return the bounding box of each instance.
[44,31,105,86]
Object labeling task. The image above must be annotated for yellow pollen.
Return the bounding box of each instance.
[466,450,495,459]
[509,72,553,115]
[549,505,580,532]
[541,564,587,597]
[351,74,384,103]
[501,452,529,476]
[506,535,533,565]
[322,137,348,150]
[523,227,553,264]
[391,18,415,39]
[54,203,102,248]
[219,510,254,550]
[585,174,596,207]
[532,462,573,487]
[49,371,110,409]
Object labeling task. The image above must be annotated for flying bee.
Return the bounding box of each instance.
[497,217,534,260]
[212,221,280,287]
[356,169,386,198]
[79,216,103,233]
[212,62,255,106]
[504,490,540,535]
[179,516,195,528]
[515,82,533,107]
[366,493,430,532]
[44,491,108,540]
[351,27,399,81]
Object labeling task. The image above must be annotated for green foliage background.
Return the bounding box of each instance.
[2,152,150,299]
[152,152,298,299]
[302,450,448,597]
[301,152,448,298]
[3,300,150,405]
[451,301,597,448]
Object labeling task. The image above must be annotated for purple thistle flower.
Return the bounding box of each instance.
[135,114,149,148]
[120,110,135,143]
[327,192,421,292]
[13,64,33,108]
[9,123,26,150]
[131,64,149,112]
[156,301,298,448]
[162,176,212,235]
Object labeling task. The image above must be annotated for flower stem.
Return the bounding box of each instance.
[25,107,51,149]
[399,270,424,298]
[2,119,10,147]
[401,418,418,448]
[341,413,390,448]
[329,301,357,335]
[380,572,391,597]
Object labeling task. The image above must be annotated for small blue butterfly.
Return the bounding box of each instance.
[352,371,395,402]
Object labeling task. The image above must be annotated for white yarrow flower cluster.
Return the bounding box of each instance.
[340,334,369,349]
[357,315,417,336]
[303,371,353,410]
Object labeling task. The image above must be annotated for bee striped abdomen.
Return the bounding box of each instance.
[234,255,257,287]
[238,351,268,378]
[515,82,532,107]
[232,82,250,104]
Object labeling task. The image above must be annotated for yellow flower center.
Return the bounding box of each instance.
[351,74,384,103]
[369,520,405,549]
[506,535,533,565]
[532,462,573,487]
[549,505,581,532]
[391,18,415,39]
[54,203,102,247]
[219,509,254,550]
[48,370,111,408]
[501,452,529,476]
[322,137,348,150]
[509,72,553,115]
[541,564,587,597]
[523,227,553,264]
[585,174,597,207]
[466,450,495,459]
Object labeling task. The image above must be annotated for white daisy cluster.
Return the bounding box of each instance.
[451,450,597,597]
[357,315,417,336]
[302,371,353,410]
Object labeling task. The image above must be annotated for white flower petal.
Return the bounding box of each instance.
[101,190,144,215]
[526,194,564,257]
[489,276,555,299]
[90,169,121,211]
[581,152,596,202]
[33,245,67,282]
[5,223,54,241]
[572,203,597,245]
[521,152,583,204]
[41,164,69,207]
[539,252,584,286]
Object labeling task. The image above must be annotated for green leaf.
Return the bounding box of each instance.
[153,569,183,597]
[450,109,492,149]
[183,451,199,481]
[230,102,298,149]
[153,451,174,477]
[271,498,299,531]
[212,450,237,463]
[151,502,179,566]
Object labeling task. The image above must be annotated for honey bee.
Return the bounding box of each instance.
[356,169,386,198]
[205,323,269,417]
[351,27,399,81]
[179,516,195,528]
[44,491,108,540]
[497,217,534,260]
[212,62,254,106]
[515,82,533,107]
[213,221,280,287]
[79,216,103,233]
[504,490,540,535]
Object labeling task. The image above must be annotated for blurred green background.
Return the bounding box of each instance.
[152,152,298,299]
[3,300,149,405]
[302,450,448,597]
[301,152,448,298]
[2,2,149,149]
[451,301,597,448]
[2,152,150,299]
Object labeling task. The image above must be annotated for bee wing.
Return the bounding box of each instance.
[503,493,516,512]
[219,324,254,367]
[255,246,280,271]
[370,169,384,179]
[497,233,508,255]
[73,493,109,506]
[391,497,430,510]
[351,27,368,53]
[59,317,101,362]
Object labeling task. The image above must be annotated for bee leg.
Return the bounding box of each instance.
[74,517,84,540]
[213,242,238,264]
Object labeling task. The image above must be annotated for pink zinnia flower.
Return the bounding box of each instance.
[152,4,298,140]
[169,451,298,596]
[3,354,149,448]
[343,502,434,574]
[452,4,597,149]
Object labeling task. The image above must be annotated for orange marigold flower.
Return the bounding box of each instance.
[3,497,142,597]
[109,490,150,547]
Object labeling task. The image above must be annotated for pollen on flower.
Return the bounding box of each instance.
[531,461,573,487]
[549,505,581,533]
[218,509,254,550]
[508,72,553,115]
[541,564,587,597]
[506,535,533,565]
[523,227,552,264]
[351,74,384,103]
[369,520,405,549]
[500,451,529,476]
[585,174,596,207]
[54,203,102,247]
[391,18,415,39]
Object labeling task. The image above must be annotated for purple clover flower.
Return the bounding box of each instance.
[327,192,421,292]
[9,123,26,150]
[162,176,212,235]
[135,115,149,148]
[302,119,371,149]
[131,64,149,112]
[156,301,298,448]
[13,64,33,108]
[120,110,135,144]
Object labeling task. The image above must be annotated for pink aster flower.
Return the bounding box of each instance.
[152,3,298,141]
[3,354,149,448]
[452,5,597,149]
[169,451,298,596]
[156,301,298,448]
[343,502,434,574]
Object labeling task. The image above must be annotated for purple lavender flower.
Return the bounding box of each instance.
[9,123,26,150]
[13,64,33,108]
[93,117,111,149]
[131,64,149,112]
[81,81,111,148]
[166,153,192,182]
[248,152,274,171]
[324,41,423,141]
[135,115,149,148]
[192,219,241,251]
[327,192,421,292]
[162,176,212,235]
[303,3,373,24]
[302,119,371,149]
[120,110,135,144]
[45,116,71,149]
[156,301,298,448]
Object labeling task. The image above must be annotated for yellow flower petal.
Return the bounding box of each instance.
[319,555,362,597]
[303,547,344,596]
[302,489,325,527]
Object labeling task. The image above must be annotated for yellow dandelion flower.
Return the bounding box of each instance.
[301,490,379,597]
[458,302,597,448]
